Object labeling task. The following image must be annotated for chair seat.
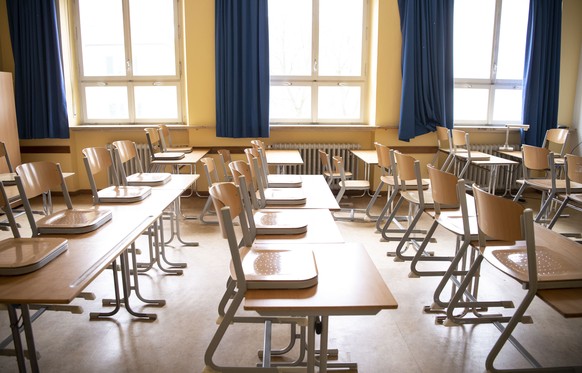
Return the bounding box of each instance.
[324,171,353,179]
[261,188,307,205]
[233,246,318,289]
[0,237,68,275]
[254,210,308,235]
[36,208,113,234]
[483,245,582,285]
[127,172,172,186]
[399,190,434,206]
[97,185,152,203]
[152,151,185,160]
[381,175,429,189]
[340,180,370,190]
[435,213,479,236]
[267,174,302,188]
[516,178,582,193]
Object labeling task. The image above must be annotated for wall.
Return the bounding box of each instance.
[1,0,581,191]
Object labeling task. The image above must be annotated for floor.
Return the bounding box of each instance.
[1,188,581,373]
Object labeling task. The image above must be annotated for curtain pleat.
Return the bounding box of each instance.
[522,0,562,147]
[6,0,69,139]
[397,0,454,142]
[215,0,270,138]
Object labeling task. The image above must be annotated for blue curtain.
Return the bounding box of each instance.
[215,0,270,138]
[397,0,454,142]
[6,0,69,139]
[522,0,562,147]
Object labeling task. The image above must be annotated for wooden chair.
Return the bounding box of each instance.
[448,185,582,372]
[144,127,185,163]
[204,181,316,371]
[373,143,429,230]
[15,161,112,236]
[242,150,306,207]
[512,145,579,222]
[216,149,233,181]
[450,129,490,180]
[0,141,22,227]
[250,140,302,188]
[82,146,151,204]
[432,126,455,172]
[111,140,172,186]
[158,124,192,153]
[332,155,369,221]
[198,157,220,224]
[380,151,433,260]
[542,127,569,157]
[548,153,582,229]
[318,149,352,187]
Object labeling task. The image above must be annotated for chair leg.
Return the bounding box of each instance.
[513,182,528,202]
[199,195,218,224]
[408,220,455,278]
[547,197,570,229]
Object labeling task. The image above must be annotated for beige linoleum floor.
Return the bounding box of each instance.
[1,189,581,373]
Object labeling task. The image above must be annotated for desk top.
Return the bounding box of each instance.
[351,150,378,165]
[150,148,210,166]
[263,175,340,211]
[265,149,304,166]
[255,209,343,244]
[496,150,565,165]
[244,242,397,316]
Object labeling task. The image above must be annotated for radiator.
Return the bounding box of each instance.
[464,144,520,190]
[107,143,152,183]
[269,143,361,175]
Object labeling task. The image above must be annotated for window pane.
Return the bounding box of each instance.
[454,88,489,122]
[78,0,126,76]
[268,0,312,76]
[454,0,495,79]
[270,86,311,120]
[85,86,129,119]
[493,89,523,122]
[129,0,176,76]
[134,86,178,119]
[496,0,529,80]
[318,86,361,120]
[318,0,363,76]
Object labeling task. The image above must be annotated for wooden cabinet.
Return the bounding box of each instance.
[0,72,21,172]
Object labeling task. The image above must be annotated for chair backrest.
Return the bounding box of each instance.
[318,150,332,173]
[472,185,525,244]
[158,124,175,151]
[0,141,14,173]
[209,181,252,247]
[229,159,262,209]
[217,149,233,181]
[201,157,220,189]
[394,151,427,205]
[82,147,119,204]
[332,156,348,183]
[111,140,146,183]
[521,144,551,172]
[15,161,74,233]
[564,153,582,189]
[375,142,393,175]
[244,147,268,188]
[144,127,163,156]
[543,128,569,156]
[0,181,20,237]
[427,164,459,207]
[451,129,468,150]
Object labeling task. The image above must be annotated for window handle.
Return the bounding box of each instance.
[313,58,318,72]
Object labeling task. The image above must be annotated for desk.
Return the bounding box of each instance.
[150,148,208,198]
[262,175,340,211]
[264,149,303,174]
[244,243,398,372]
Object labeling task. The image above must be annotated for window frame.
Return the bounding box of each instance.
[73,0,184,125]
[268,0,369,125]
[454,0,528,126]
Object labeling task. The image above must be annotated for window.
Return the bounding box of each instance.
[268,0,367,124]
[454,0,529,125]
[75,0,182,124]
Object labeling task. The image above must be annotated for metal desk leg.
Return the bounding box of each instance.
[164,198,199,246]
[6,305,28,372]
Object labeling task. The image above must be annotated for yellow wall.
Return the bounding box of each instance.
[1,0,581,192]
